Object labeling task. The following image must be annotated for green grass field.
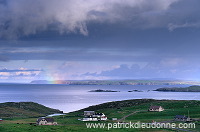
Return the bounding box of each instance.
[0,99,199,132]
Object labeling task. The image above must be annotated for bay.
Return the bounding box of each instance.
[0,84,199,113]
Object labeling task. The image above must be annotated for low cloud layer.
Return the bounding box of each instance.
[83,60,200,80]
[0,67,43,81]
[168,22,200,31]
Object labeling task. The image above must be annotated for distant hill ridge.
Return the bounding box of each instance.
[30,80,200,85]
[0,102,63,118]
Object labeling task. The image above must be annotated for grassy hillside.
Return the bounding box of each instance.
[75,99,200,121]
[0,99,200,132]
[0,102,62,118]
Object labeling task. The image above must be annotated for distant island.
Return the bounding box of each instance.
[155,85,200,92]
[128,90,143,92]
[89,89,119,92]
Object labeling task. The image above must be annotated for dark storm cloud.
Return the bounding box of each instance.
[0,48,157,62]
[0,0,198,41]
[0,0,183,39]
[0,0,200,63]
[1,26,200,62]
[1,0,200,80]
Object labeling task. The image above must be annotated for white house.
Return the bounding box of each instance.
[148,106,164,112]
[37,117,57,125]
[82,117,98,121]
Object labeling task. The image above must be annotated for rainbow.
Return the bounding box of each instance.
[44,71,64,84]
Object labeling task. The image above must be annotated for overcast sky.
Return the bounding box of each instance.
[1,0,200,82]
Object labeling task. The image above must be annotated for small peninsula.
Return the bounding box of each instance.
[155,85,200,92]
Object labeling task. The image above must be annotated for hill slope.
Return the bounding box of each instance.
[0,102,62,118]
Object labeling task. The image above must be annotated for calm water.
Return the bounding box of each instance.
[0,84,199,113]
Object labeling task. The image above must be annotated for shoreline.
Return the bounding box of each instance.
[2,98,200,114]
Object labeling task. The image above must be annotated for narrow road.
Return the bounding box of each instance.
[117,110,146,122]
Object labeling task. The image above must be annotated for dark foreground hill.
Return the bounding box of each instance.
[0,102,62,118]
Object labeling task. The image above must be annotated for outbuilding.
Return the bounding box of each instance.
[37,117,57,125]
[174,115,191,122]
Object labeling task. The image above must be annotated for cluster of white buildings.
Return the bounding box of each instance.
[82,111,107,121]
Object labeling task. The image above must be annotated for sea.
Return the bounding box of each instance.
[0,84,199,113]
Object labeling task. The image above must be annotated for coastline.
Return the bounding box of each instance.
[1,83,200,113]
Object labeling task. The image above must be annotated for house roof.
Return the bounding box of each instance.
[95,113,103,115]
[149,106,162,110]
[37,117,54,123]
[174,115,188,119]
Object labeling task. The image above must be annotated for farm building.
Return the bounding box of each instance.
[174,115,191,122]
[37,117,57,125]
[148,106,164,112]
